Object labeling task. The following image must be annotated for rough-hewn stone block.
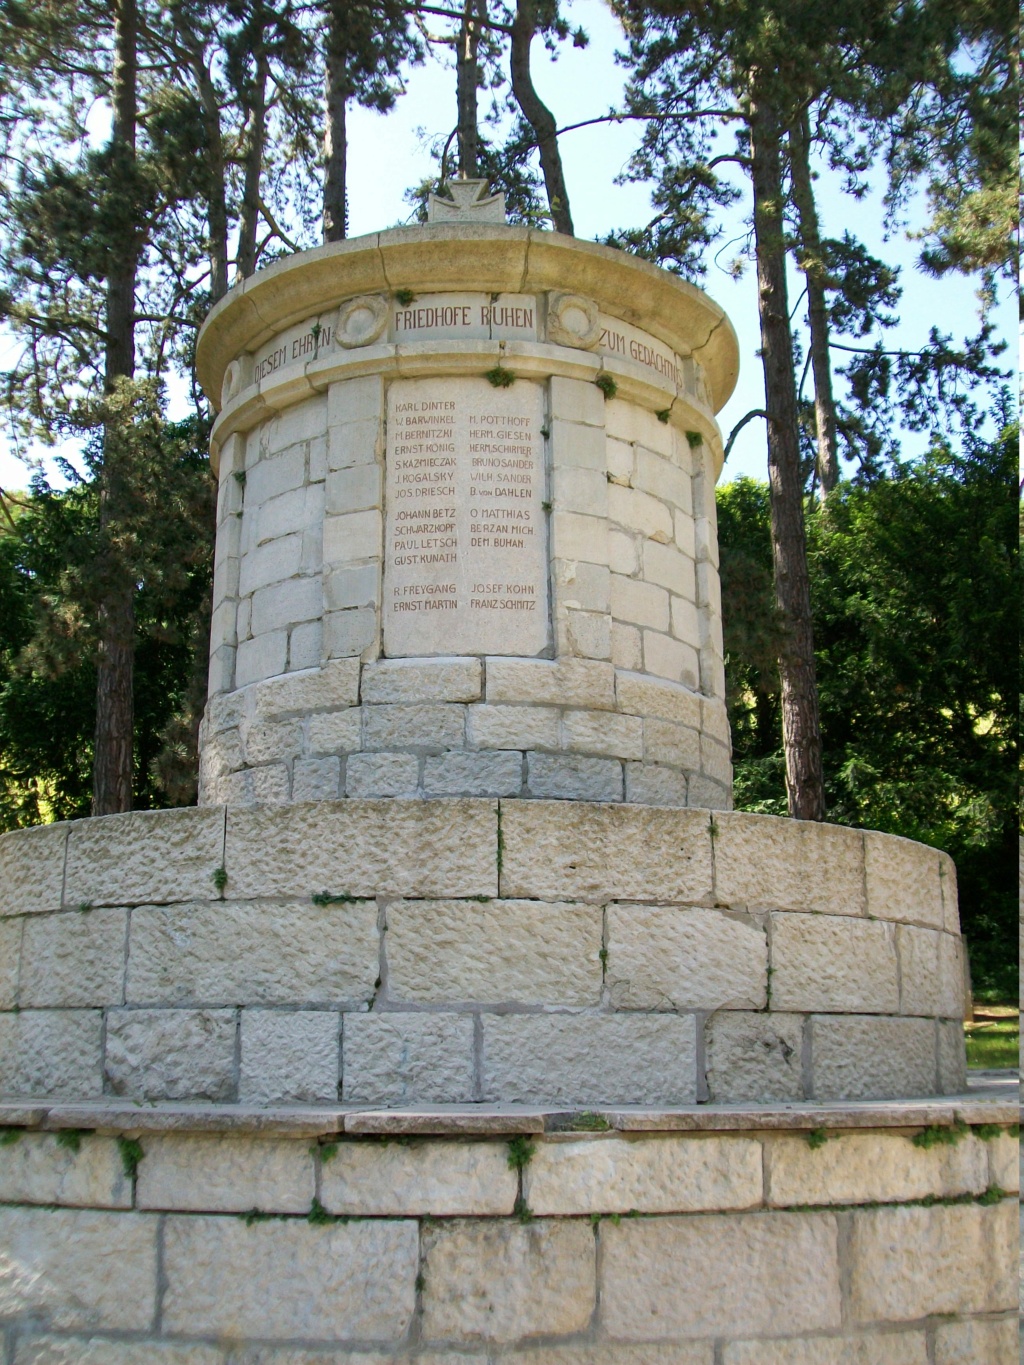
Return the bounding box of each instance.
[0,823,67,917]
[104,1008,236,1102]
[363,703,466,751]
[600,1210,841,1339]
[0,915,21,1007]
[161,1215,418,1340]
[361,657,482,704]
[713,813,865,917]
[239,1009,340,1103]
[704,1011,805,1103]
[225,801,498,899]
[342,1012,475,1104]
[423,751,523,797]
[64,808,225,908]
[615,671,701,730]
[0,1133,131,1209]
[896,926,963,1018]
[482,1013,697,1104]
[933,1317,1018,1365]
[499,801,713,903]
[486,657,615,709]
[19,910,127,1007]
[811,1015,936,1100]
[722,1332,929,1365]
[320,1139,515,1216]
[253,658,360,718]
[936,1018,967,1092]
[467,703,560,751]
[607,904,765,1011]
[386,899,601,1006]
[770,914,899,1014]
[344,751,419,797]
[864,831,943,928]
[291,756,341,801]
[421,1219,595,1343]
[136,1134,314,1213]
[0,1009,103,1099]
[986,1132,1018,1192]
[502,1348,712,1365]
[641,718,700,770]
[127,899,378,1006]
[562,710,643,761]
[766,1132,988,1207]
[307,708,362,755]
[525,753,623,802]
[13,1338,224,1365]
[525,1135,761,1215]
[623,762,688,807]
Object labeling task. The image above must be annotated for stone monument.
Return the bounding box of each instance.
[0,188,1015,1361]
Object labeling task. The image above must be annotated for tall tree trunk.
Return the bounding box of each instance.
[510,0,573,234]
[196,61,230,301]
[93,0,139,816]
[789,108,839,497]
[323,0,348,242]
[749,89,825,821]
[236,50,268,279]
[456,0,483,177]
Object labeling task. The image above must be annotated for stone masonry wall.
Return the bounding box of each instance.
[0,802,966,1106]
[0,1118,1016,1361]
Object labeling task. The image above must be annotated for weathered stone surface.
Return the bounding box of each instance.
[525,1134,761,1214]
[986,1132,1018,1192]
[607,904,765,1011]
[0,1010,103,1099]
[344,752,419,797]
[239,1010,340,1103]
[0,1206,156,1329]
[14,1338,224,1365]
[503,1348,712,1365]
[713,813,865,916]
[64,808,225,908]
[343,1013,475,1104]
[162,1215,418,1340]
[615,673,702,735]
[848,1200,1017,1322]
[0,1133,131,1208]
[19,910,127,1007]
[386,899,602,1005]
[811,1016,936,1100]
[563,710,643,761]
[936,1018,967,1092]
[291,757,341,801]
[525,753,623,802]
[422,751,523,797]
[136,1133,313,1212]
[127,899,378,1005]
[482,1013,697,1104]
[361,657,482,703]
[421,1218,595,1343]
[704,1012,805,1103]
[225,801,497,899]
[933,1317,1018,1365]
[769,914,899,1014]
[104,1009,236,1101]
[601,1211,841,1339]
[0,915,21,1007]
[864,830,943,928]
[499,801,713,903]
[241,717,303,767]
[0,823,67,917]
[766,1131,988,1207]
[623,762,688,807]
[467,703,560,751]
[896,926,963,1018]
[363,703,465,751]
[486,657,615,709]
[307,707,362,755]
[722,1333,929,1365]
[320,1139,515,1216]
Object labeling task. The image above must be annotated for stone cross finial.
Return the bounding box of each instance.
[427,178,507,224]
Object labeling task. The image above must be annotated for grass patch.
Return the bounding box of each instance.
[965,1006,1018,1070]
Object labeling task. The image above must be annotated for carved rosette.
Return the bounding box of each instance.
[335,294,389,349]
[545,292,602,350]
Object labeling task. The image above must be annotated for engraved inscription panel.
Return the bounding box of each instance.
[384,377,548,658]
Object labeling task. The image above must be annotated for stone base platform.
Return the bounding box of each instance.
[0,1083,1016,1363]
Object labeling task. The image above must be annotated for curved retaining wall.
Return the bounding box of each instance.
[0,802,965,1106]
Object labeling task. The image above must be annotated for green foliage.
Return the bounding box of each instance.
[976,1184,1006,1205]
[806,1128,829,1149]
[507,1136,536,1171]
[55,1129,84,1154]
[0,1128,22,1146]
[307,1197,332,1225]
[594,374,617,399]
[912,1120,968,1149]
[485,366,516,388]
[117,1136,144,1181]
[311,891,360,906]
[212,867,228,894]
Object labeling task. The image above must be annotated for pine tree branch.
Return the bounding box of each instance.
[725,409,768,458]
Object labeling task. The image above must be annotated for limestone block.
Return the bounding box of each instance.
[64,807,225,908]
[265,397,326,455]
[644,630,699,689]
[896,926,963,1018]
[933,1317,1018,1365]
[19,909,127,1007]
[624,762,688,807]
[0,823,68,917]
[722,1333,928,1365]
[239,534,303,597]
[14,1338,224,1365]
[700,736,732,786]
[291,756,341,801]
[363,703,465,751]
[550,418,606,470]
[675,508,697,560]
[137,1134,314,1213]
[564,608,612,660]
[503,1349,712,1365]
[811,1015,936,1100]
[225,801,497,899]
[563,710,643,761]
[0,915,20,1007]
[320,1139,515,1216]
[249,763,290,803]
[207,690,246,733]
[634,448,689,511]
[0,1206,157,1330]
[421,1219,595,1344]
[482,1013,697,1104]
[701,696,730,745]
[240,1010,340,1103]
[0,1133,131,1208]
[0,1010,103,1099]
[608,527,639,576]
[326,462,382,515]
[467,704,560,751]
[328,374,384,429]
[607,904,766,1010]
[604,399,673,456]
[386,899,601,1006]
[987,1132,1018,1192]
[642,718,700,770]
[525,753,623,802]
[343,1013,475,1103]
[345,753,420,797]
[937,1018,967,1092]
[770,914,899,1014]
[687,773,731,811]
[644,541,696,600]
[323,509,382,564]
[290,622,323,672]
[939,852,960,932]
[615,671,702,729]
[499,801,713,903]
[329,416,381,471]
[611,621,642,671]
[307,708,362,755]
[241,718,302,765]
[608,485,672,542]
[104,1008,236,1102]
[600,1211,841,1339]
[551,510,608,563]
[847,1200,1016,1322]
[670,595,700,644]
[250,576,322,636]
[553,464,608,517]
[162,1215,417,1341]
[486,657,616,710]
[256,483,324,545]
[550,375,605,426]
[245,446,306,507]
[713,812,865,916]
[361,657,482,704]
[253,658,360,718]
[766,1132,988,1207]
[423,751,523,797]
[864,830,944,928]
[324,562,379,611]
[554,559,611,612]
[525,1134,762,1215]
[704,1011,805,1103]
[127,899,378,1005]
[235,630,287,686]
[610,574,670,631]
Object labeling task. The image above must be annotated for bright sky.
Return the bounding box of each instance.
[0,0,1012,493]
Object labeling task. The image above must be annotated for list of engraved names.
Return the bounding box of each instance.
[384,376,548,657]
